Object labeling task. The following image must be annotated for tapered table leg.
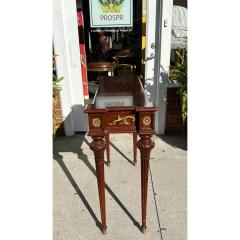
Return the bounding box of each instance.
[105,133,110,166]
[90,136,108,234]
[133,132,137,165]
[137,134,155,233]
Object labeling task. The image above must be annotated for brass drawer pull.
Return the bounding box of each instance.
[109,115,135,126]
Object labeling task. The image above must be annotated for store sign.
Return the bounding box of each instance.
[89,0,133,28]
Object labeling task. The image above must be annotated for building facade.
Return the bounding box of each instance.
[53,0,187,136]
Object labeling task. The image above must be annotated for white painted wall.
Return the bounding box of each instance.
[53,0,88,135]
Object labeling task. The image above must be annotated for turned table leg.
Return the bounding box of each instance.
[90,136,108,234]
[137,134,155,233]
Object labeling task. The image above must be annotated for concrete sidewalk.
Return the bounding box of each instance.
[53,133,187,240]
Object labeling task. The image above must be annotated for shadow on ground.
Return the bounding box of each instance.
[53,133,141,233]
[157,134,187,151]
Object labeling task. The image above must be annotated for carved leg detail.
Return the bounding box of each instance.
[105,133,110,166]
[133,132,137,165]
[137,134,155,233]
[90,136,108,234]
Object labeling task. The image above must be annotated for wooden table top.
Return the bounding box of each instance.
[87,75,157,111]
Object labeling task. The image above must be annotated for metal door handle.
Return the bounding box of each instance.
[144,53,155,62]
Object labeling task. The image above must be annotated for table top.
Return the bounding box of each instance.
[88,75,156,111]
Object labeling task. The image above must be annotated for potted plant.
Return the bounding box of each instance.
[169,48,187,133]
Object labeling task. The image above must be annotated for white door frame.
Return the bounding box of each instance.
[144,0,157,102]
[145,0,173,135]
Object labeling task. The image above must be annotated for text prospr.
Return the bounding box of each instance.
[100,15,123,21]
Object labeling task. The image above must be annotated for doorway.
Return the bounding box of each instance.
[76,0,144,102]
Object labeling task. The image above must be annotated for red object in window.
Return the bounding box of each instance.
[77,10,89,99]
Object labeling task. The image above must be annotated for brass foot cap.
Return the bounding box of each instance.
[101,226,107,234]
[133,161,137,166]
[141,225,147,233]
[107,162,110,167]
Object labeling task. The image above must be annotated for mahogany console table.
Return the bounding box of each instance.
[84,75,158,234]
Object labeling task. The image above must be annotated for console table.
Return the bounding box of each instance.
[84,75,158,234]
